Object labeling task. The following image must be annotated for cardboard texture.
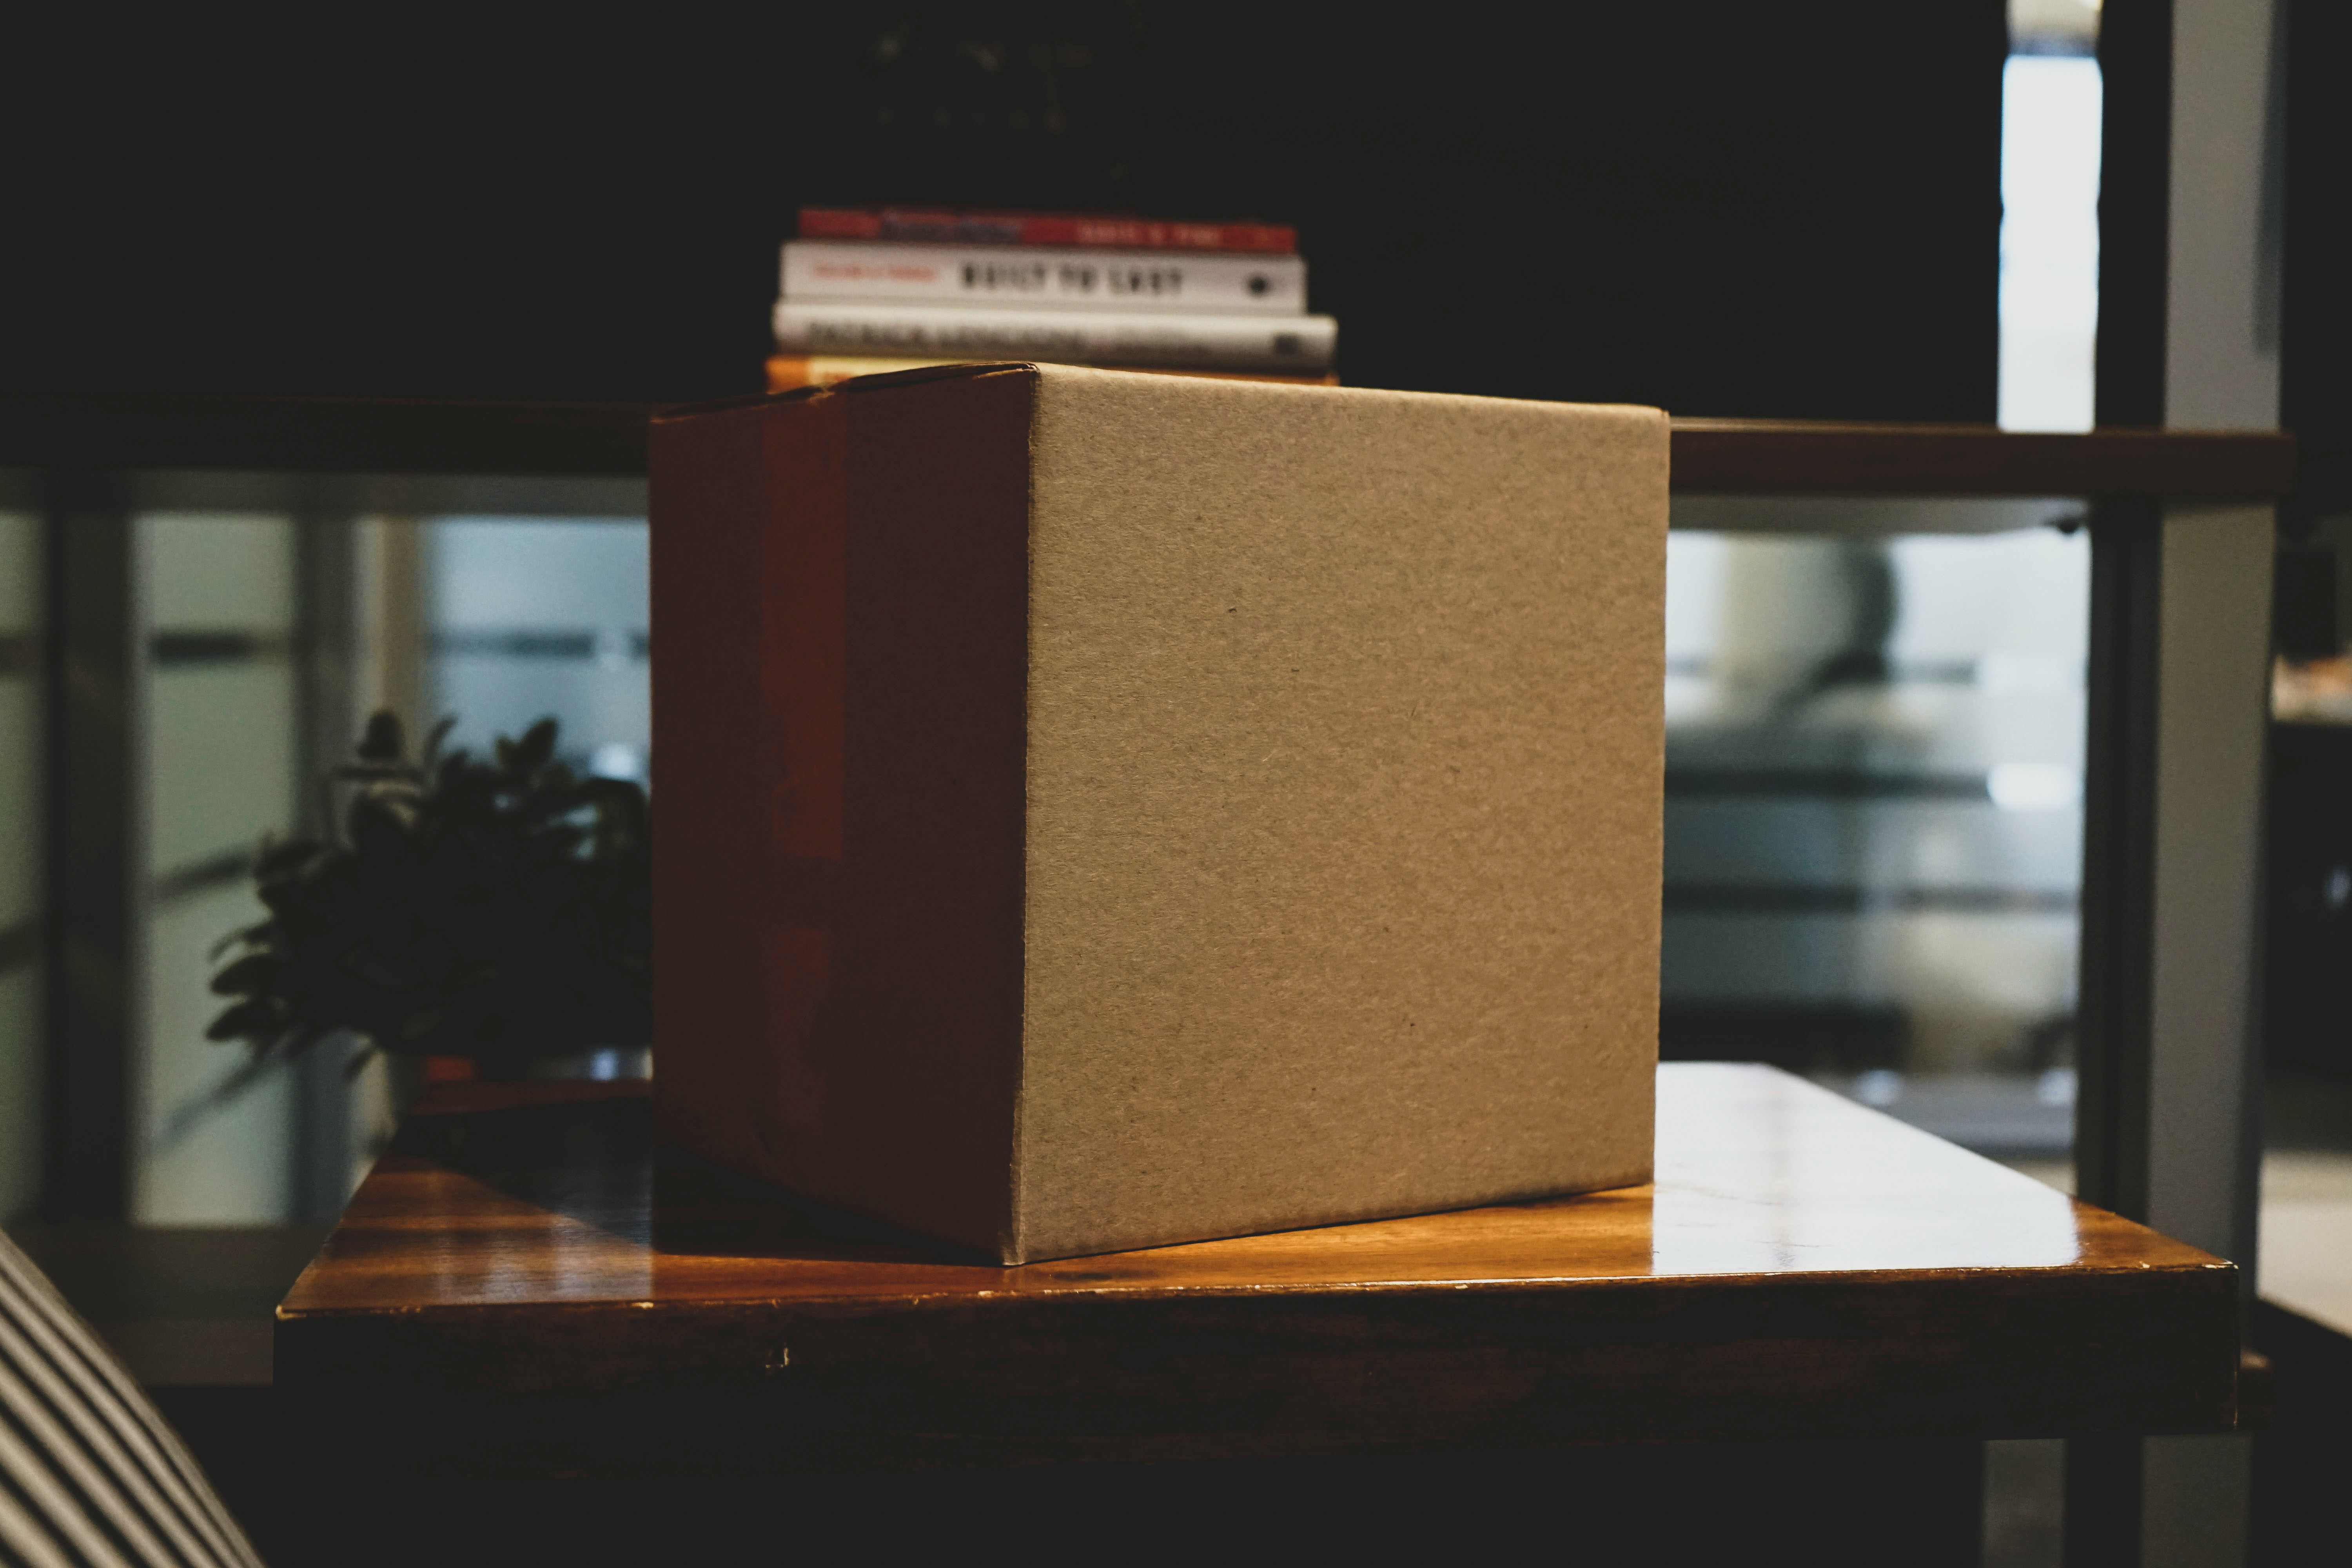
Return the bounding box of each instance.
[652,364,1668,1263]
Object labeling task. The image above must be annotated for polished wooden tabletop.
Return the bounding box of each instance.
[276,1063,2240,1466]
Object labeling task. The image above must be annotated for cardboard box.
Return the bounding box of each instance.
[651,363,1667,1262]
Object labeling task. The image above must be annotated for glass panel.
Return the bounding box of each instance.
[148,665,299,879]
[423,518,651,782]
[1661,523,2088,1176]
[146,512,296,632]
[138,883,292,1222]
[0,670,40,933]
[134,513,299,1224]
[0,969,38,1220]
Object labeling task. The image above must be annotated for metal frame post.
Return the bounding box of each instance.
[2074,1,2283,1563]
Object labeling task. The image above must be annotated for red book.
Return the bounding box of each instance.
[798,207,1296,254]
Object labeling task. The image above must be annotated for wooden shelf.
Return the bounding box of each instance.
[274,1064,2239,1473]
[1669,419,2296,500]
[0,392,2299,500]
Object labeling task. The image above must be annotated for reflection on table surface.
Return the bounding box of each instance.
[284,1063,2212,1316]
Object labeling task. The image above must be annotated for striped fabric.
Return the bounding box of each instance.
[0,1228,263,1568]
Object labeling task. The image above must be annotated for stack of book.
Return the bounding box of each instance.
[768,209,1338,391]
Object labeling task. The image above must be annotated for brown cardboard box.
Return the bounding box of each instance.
[652,363,1667,1263]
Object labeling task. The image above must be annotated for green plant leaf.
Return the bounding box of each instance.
[208,921,270,962]
[206,998,282,1042]
[356,710,405,764]
[207,710,653,1078]
[209,953,278,997]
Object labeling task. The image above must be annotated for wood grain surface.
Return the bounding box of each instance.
[275,1065,2239,1471]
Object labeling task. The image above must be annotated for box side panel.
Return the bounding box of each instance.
[824,371,1034,1253]
[653,378,1031,1256]
[1019,368,1666,1261]
[651,400,813,1183]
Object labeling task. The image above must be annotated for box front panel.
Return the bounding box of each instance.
[1018,368,1667,1260]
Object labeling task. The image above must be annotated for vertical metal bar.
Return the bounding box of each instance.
[2094,0,2173,432]
[38,475,134,1221]
[2279,0,2347,522]
[358,516,424,740]
[2068,503,2162,1567]
[2147,507,2274,1268]
[2075,504,2163,1223]
[2139,503,2272,1568]
[2067,1435,2146,1568]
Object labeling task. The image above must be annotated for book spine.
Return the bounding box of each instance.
[781,242,1307,315]
[771,303,1337,373]
[767,355,974,390]
[797,208,1297,254]
[767,355,1343,392]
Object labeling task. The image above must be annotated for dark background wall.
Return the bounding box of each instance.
[2283,0,2351,516]
[2,5,2004,418]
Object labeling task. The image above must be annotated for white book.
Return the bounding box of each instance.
[772,301,1337,373]
[781,240,1307,316]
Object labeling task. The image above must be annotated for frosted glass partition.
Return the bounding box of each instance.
[134,513,298,1223]
[2,485,2108,1209]
[1662,516,2089,1163]
[422,518,650,783]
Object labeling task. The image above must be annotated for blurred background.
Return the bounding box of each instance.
[0,0,2113,1227]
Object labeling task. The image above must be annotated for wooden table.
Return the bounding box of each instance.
[276,1062,2239,1477]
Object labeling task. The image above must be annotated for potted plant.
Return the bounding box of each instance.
[207,711,651,1086]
